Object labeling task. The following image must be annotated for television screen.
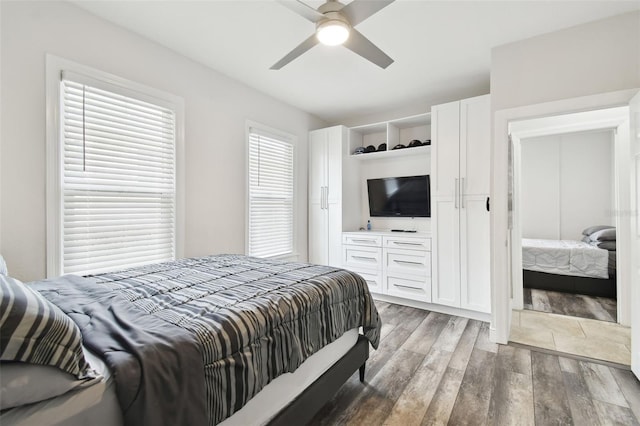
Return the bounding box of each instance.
[367,175,430,217]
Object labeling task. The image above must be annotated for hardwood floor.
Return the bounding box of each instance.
[523,288,617,322]
[309,301,640,425]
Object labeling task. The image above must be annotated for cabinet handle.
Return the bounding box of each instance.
[352,255,377,262]
[393,259,424,266]
[352,239,377,244]
[324,186,327,209]
[486,196,490,212]
[393,241,423,246]
[324,186,329,209]
[454,178,459,209]
[392,283,419,290]
[322,186,327,209]
[461,177,465,208]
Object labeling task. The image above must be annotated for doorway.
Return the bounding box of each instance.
[509,107,630,325]
[508,108,632,365]
[490,89,639,374]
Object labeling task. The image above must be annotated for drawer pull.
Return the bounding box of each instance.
[393,241,423,246]
[393,283,420,290]
[393,259,424,266]
[353,255,377,262]
[351,239,377,244]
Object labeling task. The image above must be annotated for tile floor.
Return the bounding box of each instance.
[510,309,631,365]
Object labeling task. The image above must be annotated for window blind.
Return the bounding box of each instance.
[248,128,294,258]
[61,76,176,275]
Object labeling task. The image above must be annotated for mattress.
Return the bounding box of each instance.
[522,238,609,279]
[1,329,358,426]
[219,327,358,426]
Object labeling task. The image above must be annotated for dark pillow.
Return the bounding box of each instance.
[582,225,614,236]
[591,240,616,251]
[0,275,95,379]
[590,228,616,242]
[581,236,591,243]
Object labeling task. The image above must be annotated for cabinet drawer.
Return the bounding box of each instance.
[383,236,431,251]
[342,234,382,247]
[348,269,383,294]
[342,245,382,271]
[384,248,430,277]
[385,274,431,302]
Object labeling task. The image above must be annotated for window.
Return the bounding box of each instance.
[247,124,295,258]
[47,59,181,277]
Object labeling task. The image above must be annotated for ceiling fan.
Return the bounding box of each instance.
[271,0,395,70]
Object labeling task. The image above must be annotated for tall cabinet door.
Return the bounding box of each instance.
[460,195,491,312]
[431,101,462,307]
[308,126,345,267]
[460,95,491,196]
[326,126,345,267]
[308,129,327,265]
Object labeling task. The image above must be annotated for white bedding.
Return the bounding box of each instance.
[1,328,359,426]
[522,238,609,279]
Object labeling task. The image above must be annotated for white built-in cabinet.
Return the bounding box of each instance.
[308,126,348,267]
[431,94,491,313]
[342,231,432,302]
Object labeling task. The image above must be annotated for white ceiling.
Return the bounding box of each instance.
[72,0,640,123]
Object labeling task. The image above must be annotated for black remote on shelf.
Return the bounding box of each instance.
[390,229,404,232]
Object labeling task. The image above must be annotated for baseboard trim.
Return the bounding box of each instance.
[371,293,491,323]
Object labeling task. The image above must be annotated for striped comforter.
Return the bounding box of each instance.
[90,254,381,424]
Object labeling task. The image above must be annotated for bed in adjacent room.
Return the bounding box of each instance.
[521,226,617,298]
[1,254,381,426]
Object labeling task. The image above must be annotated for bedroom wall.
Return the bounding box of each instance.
[0,1,325,282]
[491,11,640,112]
[520,130,615,240]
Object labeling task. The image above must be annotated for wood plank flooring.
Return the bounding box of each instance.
[309,301,639,426]
[523,288,617,322]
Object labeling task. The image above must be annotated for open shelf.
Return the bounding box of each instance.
[348,112,431,159]
[351,144,430,160]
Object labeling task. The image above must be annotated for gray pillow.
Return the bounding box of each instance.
[582,225,614,236]
[590,228,616,242]
[0,275,95,379]
[591,240,616,250]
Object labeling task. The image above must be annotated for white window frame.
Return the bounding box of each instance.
[245,121,297,260]
[45,55,185,277]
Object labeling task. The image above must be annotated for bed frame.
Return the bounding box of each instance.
[523,270,616,298]
[269,335,369,425]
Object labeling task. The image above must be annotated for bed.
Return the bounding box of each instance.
[0,254,381,426]
[521,237,617,298]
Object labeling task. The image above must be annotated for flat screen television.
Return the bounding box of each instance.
[367,175,430,218]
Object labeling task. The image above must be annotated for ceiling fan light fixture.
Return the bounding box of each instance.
[316,19,350,46]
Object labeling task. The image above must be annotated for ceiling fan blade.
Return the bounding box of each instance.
[277,0,324,23]
[270,34,319,70]
[343,28,393,69]
[341,0,395,27]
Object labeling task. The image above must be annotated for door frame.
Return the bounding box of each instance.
[508,107,630,324]
[490,88,639,344]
